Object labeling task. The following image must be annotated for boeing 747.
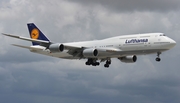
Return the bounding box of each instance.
[2,23,176,67]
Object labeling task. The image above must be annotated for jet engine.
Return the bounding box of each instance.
[83,49,98,58]
[118,55,137,63]
[49,43,64,52]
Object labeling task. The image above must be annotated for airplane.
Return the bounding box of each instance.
[2,23,176,68]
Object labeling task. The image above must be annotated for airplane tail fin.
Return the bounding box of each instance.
[27,23,50,45]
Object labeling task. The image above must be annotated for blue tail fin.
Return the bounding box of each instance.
[27,23,49,45]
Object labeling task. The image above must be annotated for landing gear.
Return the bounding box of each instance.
[155,52,161,62]
[104,60,111,68]
[85,58,111,67]
[85,58,100,66]
[156,57,161,62]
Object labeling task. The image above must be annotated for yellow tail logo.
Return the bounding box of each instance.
[31,28,39,39]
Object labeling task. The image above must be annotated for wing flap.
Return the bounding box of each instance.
[63,44,84,57]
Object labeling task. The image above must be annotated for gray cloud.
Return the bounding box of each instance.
[0,0,180,103]
[69,0,180,12]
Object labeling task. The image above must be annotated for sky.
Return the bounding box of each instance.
[0,0,180,103]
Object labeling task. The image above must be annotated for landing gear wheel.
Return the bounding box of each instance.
[85,62,91,65]
[96,62,100,66]
[156,58,161,62]
[104,59,111,68]
[155,52,161,62]
[104,64,109,68]
[85,58,100,66]
[106,60,111,65]
[92,62,99,66]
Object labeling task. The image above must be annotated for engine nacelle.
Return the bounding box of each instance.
[49,43,64,53]
[83,49,98,58]
[118,55,137,63]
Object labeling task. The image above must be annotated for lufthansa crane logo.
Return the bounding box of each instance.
[31,28,39,39]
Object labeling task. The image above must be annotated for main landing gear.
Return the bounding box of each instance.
[85,58,100,66]
[155,52,161,62]
[85,58,111,68]
[104,60,111,68]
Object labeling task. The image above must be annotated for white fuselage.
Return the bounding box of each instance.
[30,33,176,59]
[3,23,177,67]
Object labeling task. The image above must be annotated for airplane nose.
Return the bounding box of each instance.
[168,38,176,48]
[170,39,176,46]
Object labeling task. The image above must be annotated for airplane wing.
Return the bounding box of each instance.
[62,44,84,57]
[3,33,121,58]
[2,33,85,57]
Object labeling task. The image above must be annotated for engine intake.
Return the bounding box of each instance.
[83,49,98,58]
[118,55,137,63]
[49,43,64,52]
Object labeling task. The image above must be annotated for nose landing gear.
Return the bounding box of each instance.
[156,52,161,62]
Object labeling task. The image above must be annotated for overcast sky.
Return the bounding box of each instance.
[0,0,180,103]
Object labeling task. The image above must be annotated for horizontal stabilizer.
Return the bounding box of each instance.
[2,33,51,46]
[12,44,45,50]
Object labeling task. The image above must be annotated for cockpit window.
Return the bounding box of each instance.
[160,34,166,36]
